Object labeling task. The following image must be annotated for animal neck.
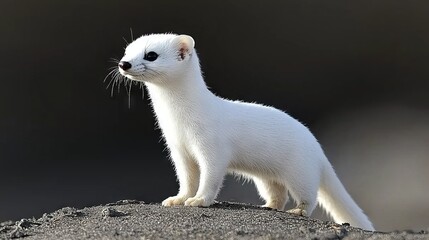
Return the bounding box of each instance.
[144,56,216,120]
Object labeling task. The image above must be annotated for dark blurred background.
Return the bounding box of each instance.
[1,0,428,231]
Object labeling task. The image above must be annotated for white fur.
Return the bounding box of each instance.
[118,33,374,230]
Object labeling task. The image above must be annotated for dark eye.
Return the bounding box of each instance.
[144,51,158,61]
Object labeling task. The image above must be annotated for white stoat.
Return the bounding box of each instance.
[116,33,374,230]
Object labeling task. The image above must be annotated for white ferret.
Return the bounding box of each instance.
[116,33,374,230]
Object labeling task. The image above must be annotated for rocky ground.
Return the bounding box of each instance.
[1,200,427,239]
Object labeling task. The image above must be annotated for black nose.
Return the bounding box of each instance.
[118,61,132,70]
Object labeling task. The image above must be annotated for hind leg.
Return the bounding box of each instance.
[253,177,289,211]
[286,178,319,217]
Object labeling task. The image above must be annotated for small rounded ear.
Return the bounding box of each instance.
[173,35,195,61]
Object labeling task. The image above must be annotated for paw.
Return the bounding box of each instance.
[286,208,308,216]
[162,195,188,206]
[184,197,211,207]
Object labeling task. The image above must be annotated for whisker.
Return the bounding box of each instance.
[128,79,133,108]
[111,77,116,97]
[109,58,120,64]
[107,70,120,89]
[105,74,116,90]
[103,68,117,83]
[117,75,123,93]
[122,37,129,45]
[104,55,150,105]
[113,71,123,96]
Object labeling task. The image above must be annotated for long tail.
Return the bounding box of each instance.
[317,161,375,231]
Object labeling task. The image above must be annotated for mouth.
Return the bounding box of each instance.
[119,69,144,82]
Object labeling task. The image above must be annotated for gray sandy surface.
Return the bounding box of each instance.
[1,200,427,240]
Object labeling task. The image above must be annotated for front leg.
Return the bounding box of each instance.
[184,151,228,207]
[162,149,200,206]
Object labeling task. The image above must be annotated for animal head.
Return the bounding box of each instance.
[118,33,195,83]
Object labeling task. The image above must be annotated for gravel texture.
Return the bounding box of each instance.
[1,200,427,239]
